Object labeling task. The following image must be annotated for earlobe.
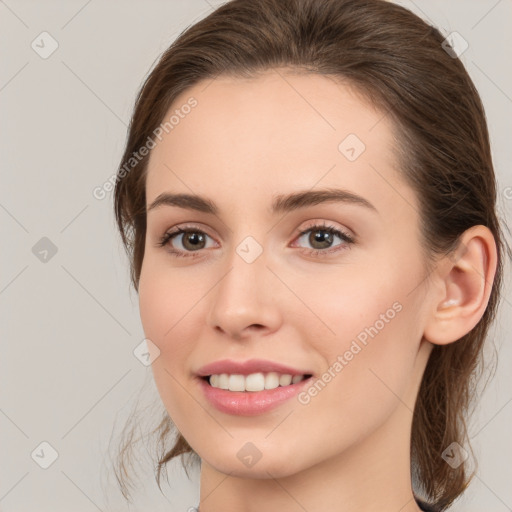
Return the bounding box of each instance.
[423,225,498,346]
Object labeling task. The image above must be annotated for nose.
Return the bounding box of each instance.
[206,245,282,341]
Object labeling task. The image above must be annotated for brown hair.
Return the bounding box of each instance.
[111,0,510,509]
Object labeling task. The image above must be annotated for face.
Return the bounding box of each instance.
[139,70,433,478]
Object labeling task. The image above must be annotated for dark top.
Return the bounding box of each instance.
[416,497,439,512]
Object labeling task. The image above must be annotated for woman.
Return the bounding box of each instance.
[112,0,509,510]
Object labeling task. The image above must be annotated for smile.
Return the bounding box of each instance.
[198,373,314,416]
[205,372,311,392]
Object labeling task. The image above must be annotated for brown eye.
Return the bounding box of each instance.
[295,224,354,253]
[303,229,336,249]
[158,228,215,256]
[179,231,207,251]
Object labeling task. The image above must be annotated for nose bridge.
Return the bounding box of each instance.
[215,236,269,309]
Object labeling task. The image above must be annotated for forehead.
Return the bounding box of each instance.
[145,69,415,217]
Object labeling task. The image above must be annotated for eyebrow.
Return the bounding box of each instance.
[147,188,378,216]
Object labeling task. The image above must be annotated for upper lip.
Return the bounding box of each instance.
[196,358,313,377]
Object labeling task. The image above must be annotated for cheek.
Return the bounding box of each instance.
[293,262,422,396]
[138,257,200,346]
[138,260,205,401]
[290,264,404,346]
[138,262,203,424]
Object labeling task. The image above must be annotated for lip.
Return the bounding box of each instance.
[197,375,314,416]
[195,358,313,377]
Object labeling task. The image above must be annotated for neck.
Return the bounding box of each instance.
[197,402,422,512]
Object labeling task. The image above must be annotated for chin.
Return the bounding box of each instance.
[196,440,303,478]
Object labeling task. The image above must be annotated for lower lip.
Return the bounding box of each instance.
[198,376,313,416]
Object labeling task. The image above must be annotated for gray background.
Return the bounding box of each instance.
[1,0,511,511]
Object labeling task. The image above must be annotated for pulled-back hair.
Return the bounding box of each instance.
[112,0,510,509]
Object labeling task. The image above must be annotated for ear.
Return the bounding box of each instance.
[423,225,498,346]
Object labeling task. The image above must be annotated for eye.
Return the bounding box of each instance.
[292,222,354,256]
[156,226,216,258]
[156,221,355,259]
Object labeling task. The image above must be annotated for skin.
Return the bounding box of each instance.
[138,69,497,512]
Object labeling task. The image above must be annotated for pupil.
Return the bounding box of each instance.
[185,232,205,250]
[311,230,332,249]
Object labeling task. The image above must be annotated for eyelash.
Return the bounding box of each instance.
[156,222,355,259]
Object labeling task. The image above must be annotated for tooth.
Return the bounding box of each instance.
[218,373,229,389]
[207,372,307,391]
[279,374,292,386]
[245,373,265,391]
[264,372,280,390]
[228,374,245,392]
